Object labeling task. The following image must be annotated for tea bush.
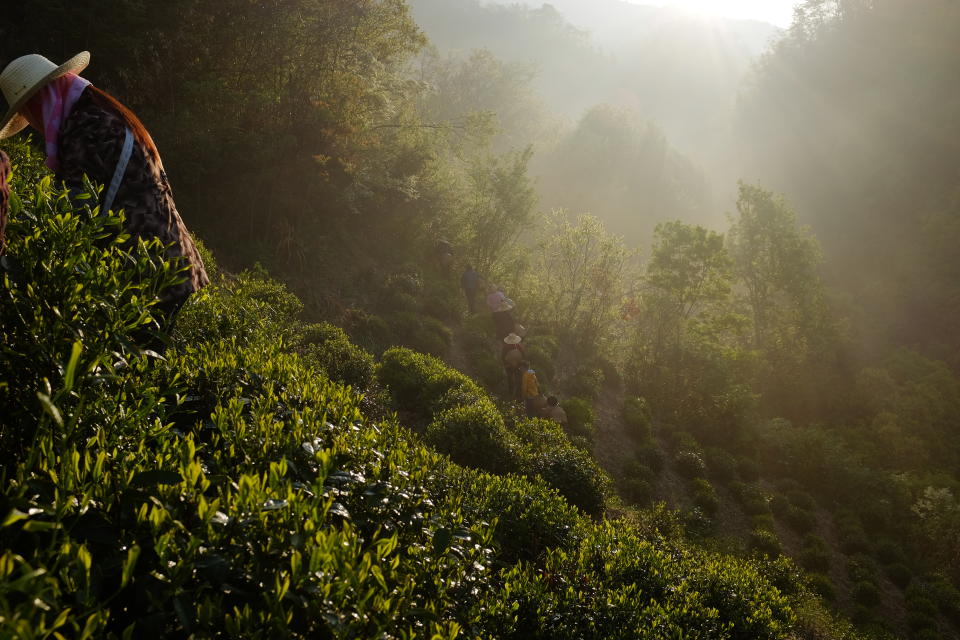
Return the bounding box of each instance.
[706,446,739,485]
[385,310,451,356]
[0,177,180,456]
[691,478,720,516]
[563,365,604,400]
[623,396,652,440]
[426,402,520,474]
[0,166,832,639]
[298,322,375,391]
[676,450,707,479]
[807,573,836,601]
[750,528,783,558]
[800,535,831,573]
[885,563,912,589]
[513,419,610,519]
[852,581,881,608]
[562,396,594,442]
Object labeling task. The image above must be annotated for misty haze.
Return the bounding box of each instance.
[2,1,960,638]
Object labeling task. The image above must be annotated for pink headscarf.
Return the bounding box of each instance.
[22,72,91,172]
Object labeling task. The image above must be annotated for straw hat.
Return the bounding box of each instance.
[0,52,90,139]
[503,333,522,345]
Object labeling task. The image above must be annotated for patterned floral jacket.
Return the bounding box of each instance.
[57,89,209,303]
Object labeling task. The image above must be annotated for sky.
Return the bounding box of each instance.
[629,0,799,26]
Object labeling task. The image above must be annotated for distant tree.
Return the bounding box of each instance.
[463,147,537,276]
[641,221,732,369]
[630,221,753,435]
[727,182,839,418]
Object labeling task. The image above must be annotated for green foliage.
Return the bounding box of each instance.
[427,403,519,474]
[377,347,481,420]
[513,419,610,519]
[851,581,881,608]
[806,574,835,602]
[462,147,537,275]
[176,264,304,348]
[623,396,652,441]
[732,483,771,517]
[0,176,180,453]
[799,535,831,573]
[675,450,707,479]
[563,365,604,401]
[705,447,738,485]
[561,397,594,443]
[299,322,375,391]
[341,308,392,355]
[749,528,782,559]
[737,456,761,482]
[385,311,452,357]
[691,478,719,516]
[513,212,633,358]
[885,563,912,590]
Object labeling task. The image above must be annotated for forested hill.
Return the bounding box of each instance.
[3,0,960,638]
[408,0,782,243]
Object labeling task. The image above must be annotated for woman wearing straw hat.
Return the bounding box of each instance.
[0,51,208,326]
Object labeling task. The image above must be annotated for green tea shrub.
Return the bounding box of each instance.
[299,322,375,391]
[493,523,796,640]
[176,264,304,348]
[445,469,582,564]
[885,563,912,589]
[852,581,881,608]
[675,450,706,479]
[341,307,392,354]
[419,285,460,323]
[691,478,719,515]
[0,177,181,454]
[806,573,835,601]
[783,506,817,534]
[684,507,715,537]
[732,483,771,516]
[562,397,594,442]
[799,535,831,573]
[705,447,739,485]
[563,365,604,400]
[874,538,907,566]
[664,429,701,452]
[847,554,879,583]
[623,396,652,440]
[770,494,791,518]
[786,490,817,512]
[385,311,451,356]
[749,528,782,558]
[377,347,479,418]
[837,520,871,555]
[426,402,519,474]
[912,626,941,639]
[737,456,761,482]
[525,445,609,519]
[752,514,776,531]
[635,441,665,473]
[927,575,960,622]
[472,349,506,391]
[377,280,419,313]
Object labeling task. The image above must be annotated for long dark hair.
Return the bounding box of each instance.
[85,85,160,161]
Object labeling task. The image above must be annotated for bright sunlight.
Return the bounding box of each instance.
[635,0,798,26]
